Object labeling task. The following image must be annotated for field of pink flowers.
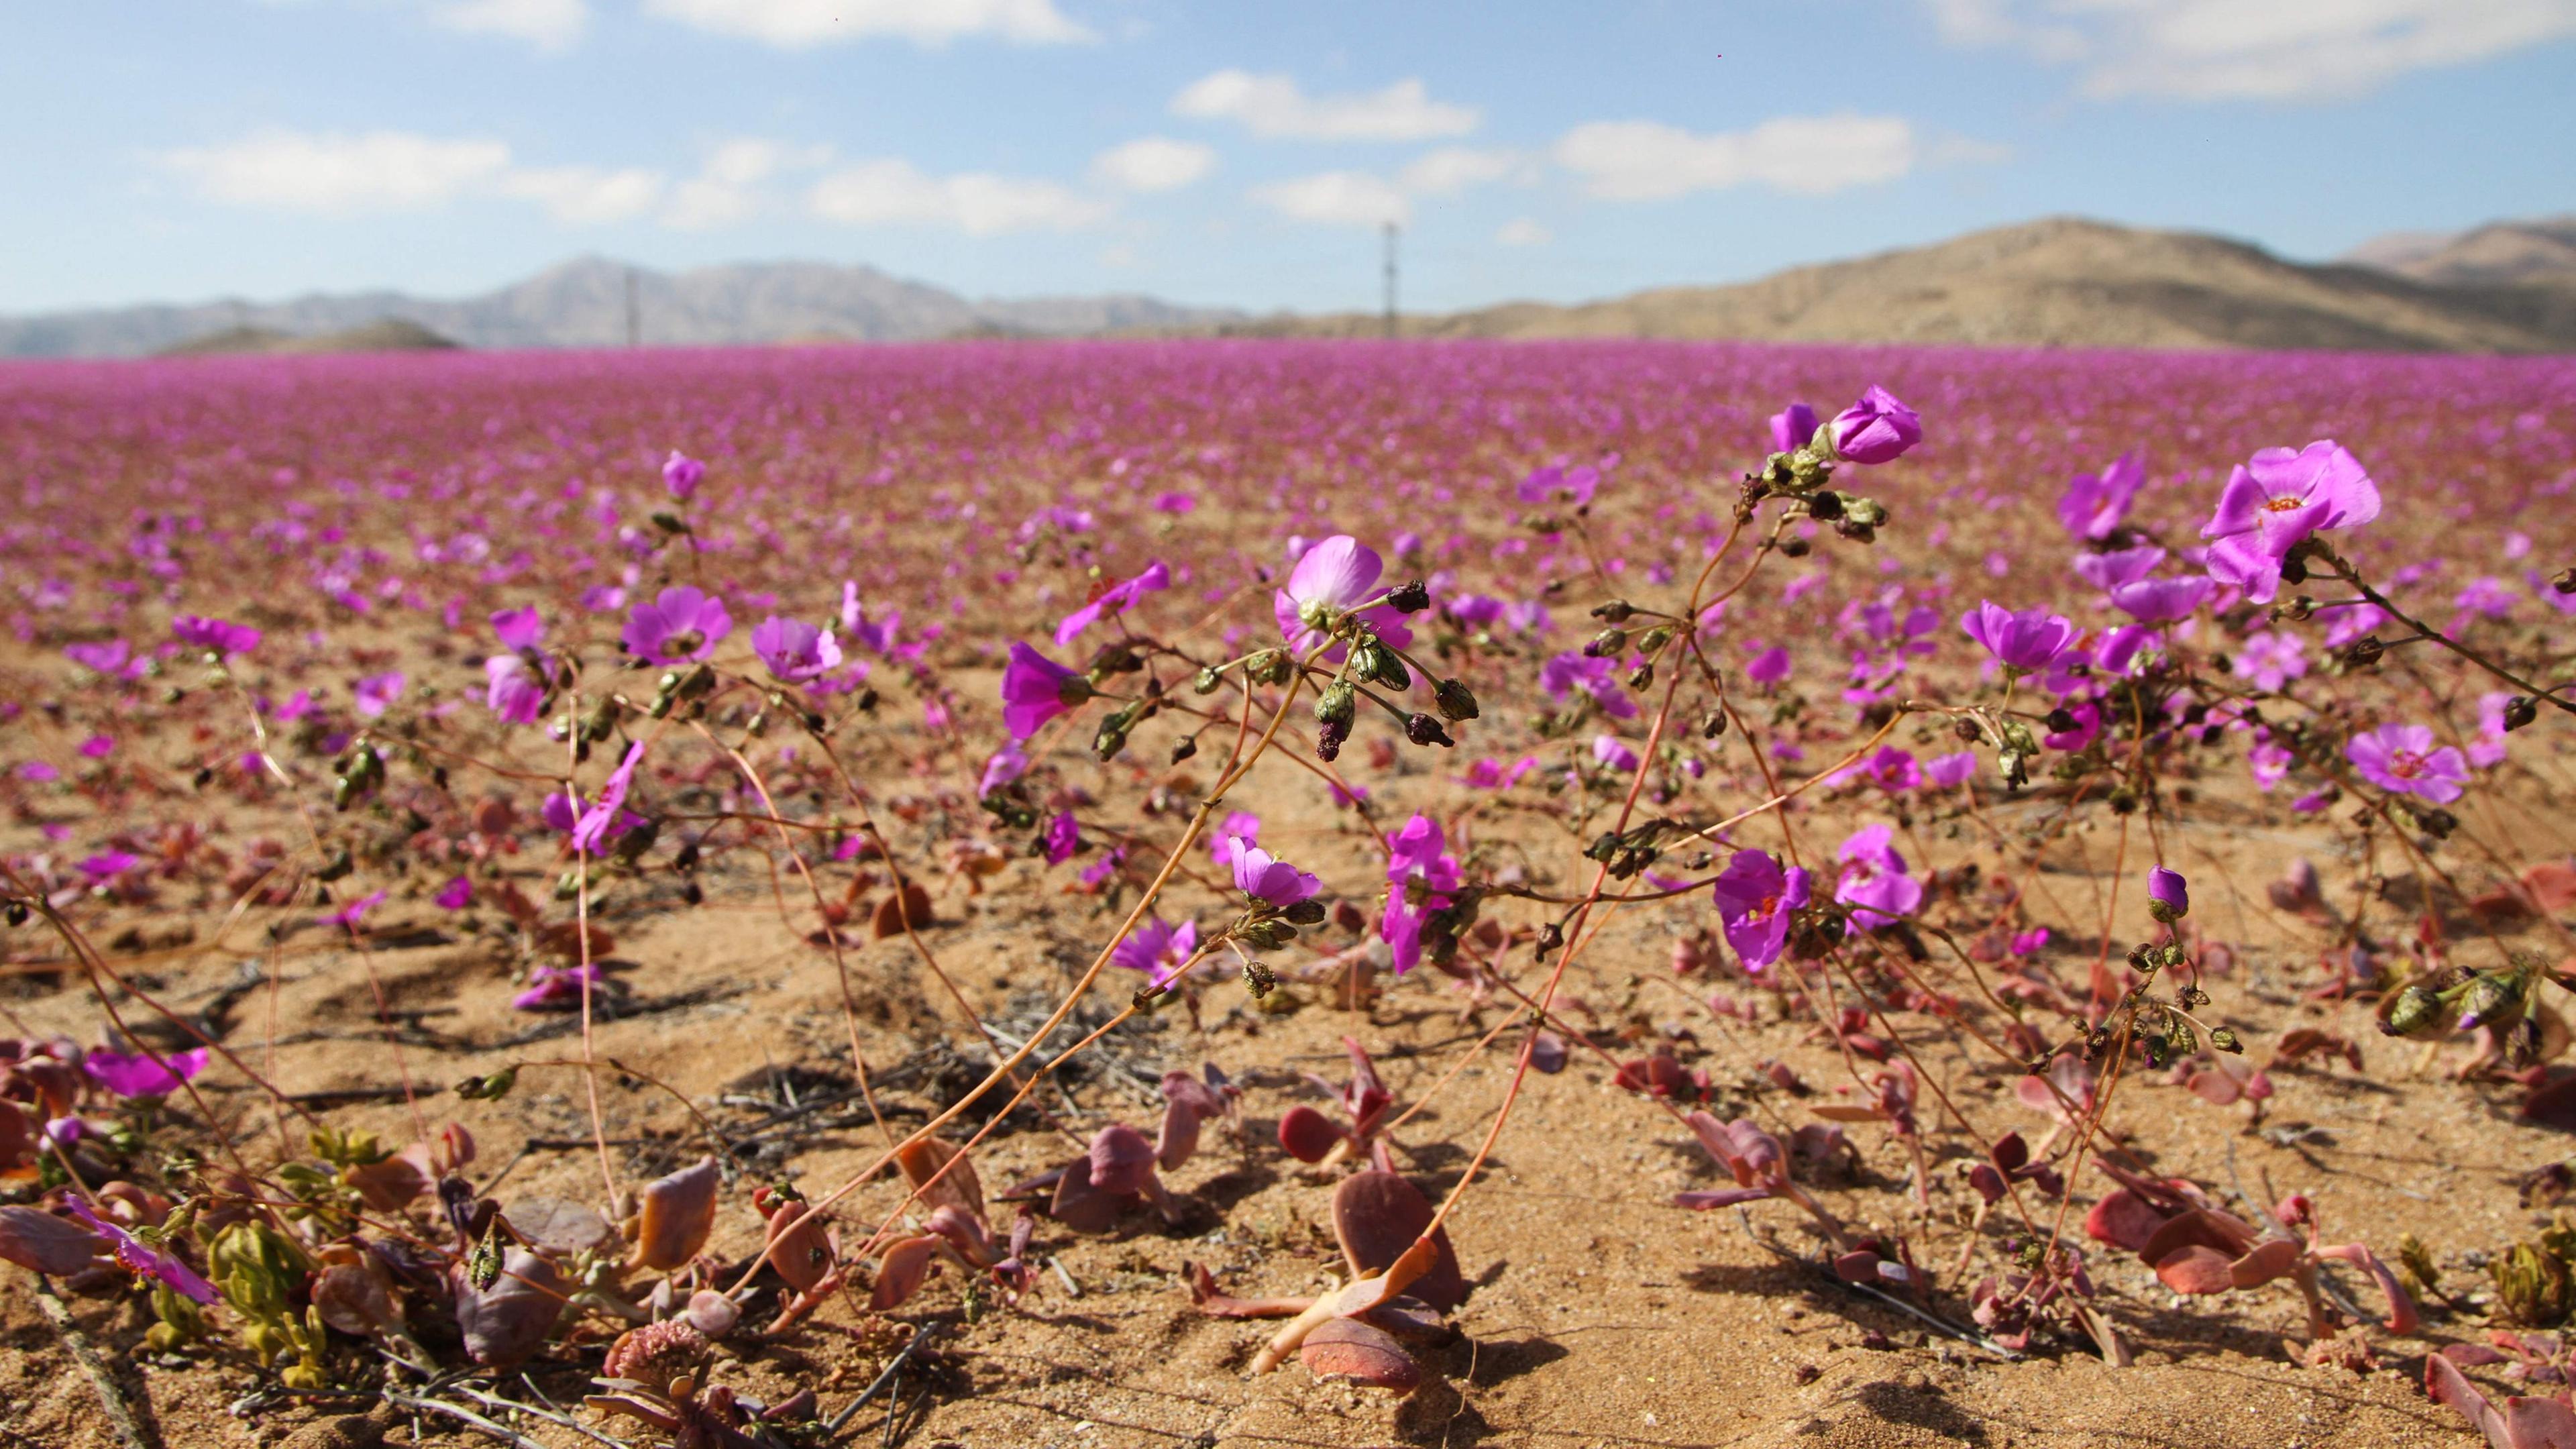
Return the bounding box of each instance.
[3,339,2576,1448]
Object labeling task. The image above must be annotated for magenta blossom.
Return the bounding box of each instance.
[2202,441,2379,560]
[1229,839,1321,908]
[1709,849,1811,973]
[1745,643,1792,686]
[662,450,706,501]
[83,1046,209,1099]
[1540,651,1638,718]
[1112,916,1199,987]
[485,654,546,725]
[64,1197,218,1305]
[2073,544,2164,592]
[352,671,405,718]
[491,606,544,651]
[2059,452,2145,541]
[1835,824,1923,933]
[2147,865,2189,920]
[839,582,902,656]
[1862,745,1922,792]
[978,743,1028,797]
[1054,561,1171,647]
[2108,576,2210,623]
[1274,535,1412,657]
[1960,601,2076,673]
[1000,641,1089,741]
[435,877,474,910]
[1516,461,1601,508]
[1768,402,1821,454]
[172,614,261,658]
[514,961,603,1011]
[1591,734,1640,773]
[2232,631,2306,692]
[621,586,732,665]
[2045,700,2100,752]
[63,640,144,681]
[751,616,843,684]
[1044,812,1081,865]
[1829,386,1921,465]
[570,741,647,855]
[1209,811,1261,867]
[1383,814,1463,975]
[2345,723,2469,804]
[1925,751,1978,789]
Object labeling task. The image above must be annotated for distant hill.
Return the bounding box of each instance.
[11,218,2574,359]
[2345,216,2576,286]
[2,256,1242,359]
[1201,217,2576,353]
[156,318,461,356]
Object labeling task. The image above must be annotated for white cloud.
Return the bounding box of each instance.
[808,158,1107,234]
[1496,217,1550,247]
[663,138,831,228]
[426,0,588,48]
[160,129,513,214]
[1090,137,1216,193]
[1171,70,1479,142]
[1553,115,1918,200]
[1248,171,1409,228]
[1930,0,2576,101]
[500,165,665,222]
[644,0,1091,47]
[1397,146,1521,195]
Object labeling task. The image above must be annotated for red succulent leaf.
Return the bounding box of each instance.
[896,1135,988,1223]
[868,1234,941,1313]
[1088,1124,1159,1197]
[2152,1244,2241,1295]
[1299,1317,1421,1392]
[1330,1169,1466,1311]
[0,1205,101,1276]
[2083,1189,2172,1252]
[1278,1105,1343,1164]
[1047,1156,1128,1235]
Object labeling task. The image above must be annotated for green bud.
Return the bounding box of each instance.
[1314,682,1356,729]
[1433,678,1480,722]
[1193,666,1222,695]
[2383,984,2445,1037]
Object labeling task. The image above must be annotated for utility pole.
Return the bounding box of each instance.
[625,267,640,347]
[1381,222,1399,340]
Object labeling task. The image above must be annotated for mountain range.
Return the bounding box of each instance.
[4,215,2571,359]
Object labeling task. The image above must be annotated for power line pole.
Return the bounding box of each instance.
[625,267,640,347]
[1381,222,1399,340]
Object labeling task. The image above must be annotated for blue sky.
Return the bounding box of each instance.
[7,1,2575,315]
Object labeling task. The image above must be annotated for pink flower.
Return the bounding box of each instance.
[1863,745,1921,792]
[1960,601,2076,672]
[1054,561,1170,647]
[2059,452,2144,541]
[172,614,260,658]
[64,1197,217,1305]
[1829,386,1921,465]
[1274,535,1411,657]
[513,962,603,1011]
[2231,631,2306,692]
[2108,577,2210,623]
[1768,402,1820,453]
[321,890,388,930]
[352,671,405,718]
[1044,812,1080,865]
[1745,643,1792,685]
[621,586,732,664]
[751,616,843,684]
[1835,824,1922,932]
[490,606,545,651]
[1113,917,1198,986]
[1383,814,1462,975]
[1591,734,1640,773]
[1925,751,1978,789]
[2045,700,2100,752]
[83,1046,209,1099]
[999,642,1087,741]
[1709,849,1809,972]
[662,450,706,500]
[978,744,1028,797]
[2072,544,2164,591]
[2201,441,2379,559]
[2346,723,2469,804]
[571,741,647,855]
[435,877,474,910]
[1517,461,1601,507]
[485,655,546,725]
[1229,840,1320,907]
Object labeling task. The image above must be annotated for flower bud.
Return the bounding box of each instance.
[1433,678,1480,722]
[1385,579,1431,613]
[1241,960,1277,1000]
[1314,681,1356,729]
[2209,1027,2243,1055]
[1193,667,1222,695]
[2342,635,2383,669]
[1591,600,1634,623]
[1779,536,1812,557]
[2555,567,2576,595]
[1806,489,1844,521]
[1405,713,1454,747]
[2146,865,2188,922]
[2457,973,2525,1034]
[2382,984,2445,1037]
[2506,696,2540,733]
[1316,716,1350,761]
[1283,898,1327,926]
[1583,627,1627,659]
[1700,708,1728,740]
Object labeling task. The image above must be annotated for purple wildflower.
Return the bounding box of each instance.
[485,655,546,725]
[1229,840,1321,908]
[2201,441,2379,560]
[172,614,261,658]
[63,1198,218,1305]
[1835,824,1922,933]
[1054,561,1170,647]
[1829,386,1921,465]
[1209,811,1261,867]
[1517,462,1600,508]
[1745,644,1791,686]
[751,616,843,684]
[2147,865,2189,921]
[2346,723,2469,804]
[2231,631,2306,692]
[83,1046,209,1099]
[1274,535,1412,657]
[1709,849,1811,973]
[1540,651,1638,718]
[1960,601,2076,673]
[513,962,602,1011]
[999,642,1088,741]
[1044,812,1081,865]
[1592,734,1640,773]
[1925,751,1978,789]
[352,671,405,718]
[978,744,1028,797]
[1769,402,1821,454]
[571,741,646,855]
[491,606,545,651]
[663,450,706,501]
[2072,544,2164,592]
[1112,917,1199,987]
[2108,577,2210,624]
[435,877,474,910]
[2059,452,2145,541]
[1383,814,1462,976]
[621,586,732,665]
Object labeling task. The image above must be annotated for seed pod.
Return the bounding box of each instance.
[2506,696,2540,732]
[2209,1027,2243,1054]
[1192,666,1222,695]
[1700,708,1728,740]
[1240,959,1277,1000]
[1283,899,1327,926]
[1432,678,1480,722]
[1385,579,1431,613]
[1807,490,1844,521]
